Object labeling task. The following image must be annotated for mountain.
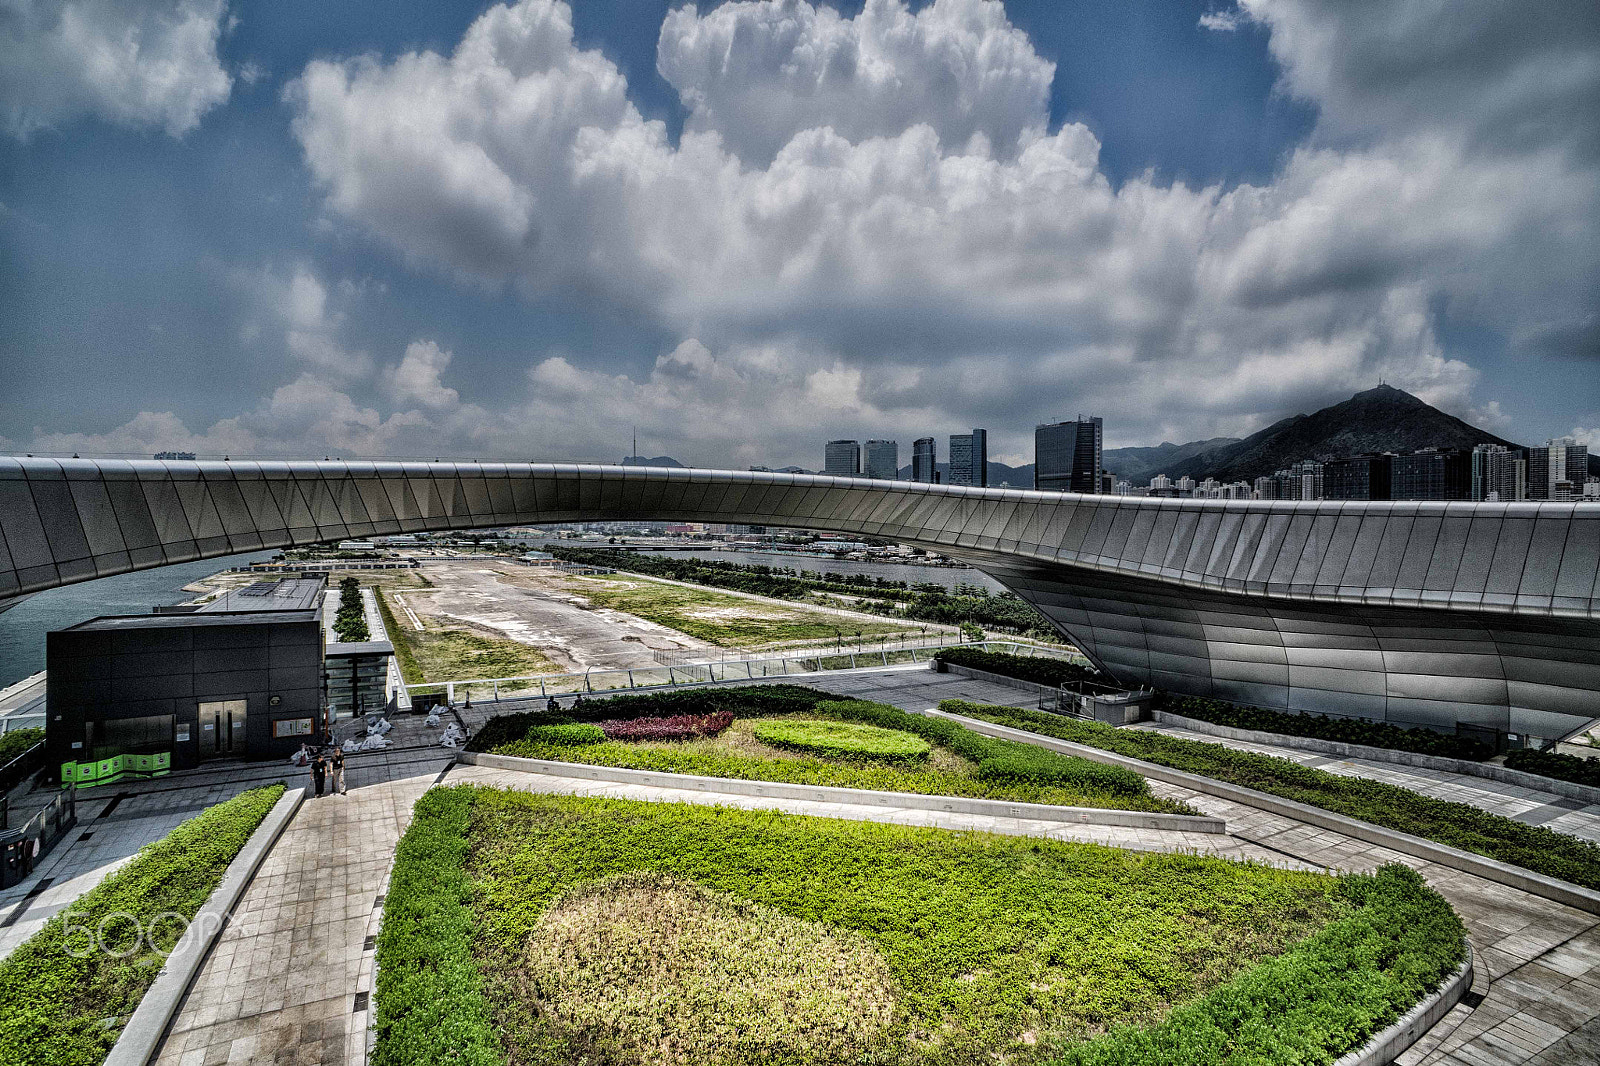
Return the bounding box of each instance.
[621,455,685,468]
[1102,438,1240,484]
[894,460,1035,486]
[1161,385,1522,484]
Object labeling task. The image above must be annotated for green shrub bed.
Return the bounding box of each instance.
[933,647,1106,686]
[941,700,1600,891]
[371,786,1464,1066]
[1506,748,1600,788]
[751,719,932,764]
[520,723,605,747]
[1158,693,1493,760]
[0,726,44,766]
[0,784,286,1066]
[475,686,1186,814]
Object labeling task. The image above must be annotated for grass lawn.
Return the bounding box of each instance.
[0,785,286,1066]
[567,573,919,648]
[374,787,1465,1066]
[481,688,1190,814]
[377,588,559,685]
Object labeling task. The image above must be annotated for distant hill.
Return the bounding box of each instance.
[1161,385,1522,484]
[1102,438,1239,484]
[894,460,1035,486]
[621,455,685,468]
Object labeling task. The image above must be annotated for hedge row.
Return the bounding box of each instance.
[599,711,734,742]
[334,576,370,643]
[0,784,286,1066]
[1506,748,1600,788]
[942,699,1600,891]
[1158,693,1493,761]
[1057,864,1465,1065]
[933,646,1106,687]
[371,787,501,1066]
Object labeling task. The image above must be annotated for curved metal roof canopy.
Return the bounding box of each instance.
[2,458,1596,741]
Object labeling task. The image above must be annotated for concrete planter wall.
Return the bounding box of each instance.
[456,749,1227,834]
[1153,710,1600,807]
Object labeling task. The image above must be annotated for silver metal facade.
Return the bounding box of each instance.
[2,457,1596,739]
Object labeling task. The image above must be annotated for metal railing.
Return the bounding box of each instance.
[405,639,1073,704]
[650,631,973,668]
[0,786,76,888]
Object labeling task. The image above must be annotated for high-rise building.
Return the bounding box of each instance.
[1391,448,1471,501]
[948,429,988,487]
[1526,437,1589,500]
[1470,444,1526,501]
[911,437,937,483]
[1149,474,1172,492]
[1035,416,1101,493]
[1323,454,1393,501]
[863,439,899,479]
[824,439,860,477]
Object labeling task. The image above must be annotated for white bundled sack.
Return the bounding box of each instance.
[439,722,466,749]
[359,734,391,751]
[342,737,363,753]
[367,717,393,736]
[424,710,442,727]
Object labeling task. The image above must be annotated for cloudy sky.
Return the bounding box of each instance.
[2,0,1596,469]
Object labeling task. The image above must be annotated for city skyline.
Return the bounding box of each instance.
[3,0,1597,472]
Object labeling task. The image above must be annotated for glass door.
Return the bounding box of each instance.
[196,700,247,757]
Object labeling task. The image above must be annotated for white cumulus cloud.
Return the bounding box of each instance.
[0,0,234,138]
[657,0,1054,165]
[42,0,1594,466]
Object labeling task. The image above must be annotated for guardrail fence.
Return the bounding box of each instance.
[405,639,1075,705]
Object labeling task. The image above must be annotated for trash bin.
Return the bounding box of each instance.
[0,830,30,890]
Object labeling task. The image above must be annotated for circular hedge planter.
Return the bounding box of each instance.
[752,719,932,765]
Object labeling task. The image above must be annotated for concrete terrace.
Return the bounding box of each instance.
[3,664,1596,1065]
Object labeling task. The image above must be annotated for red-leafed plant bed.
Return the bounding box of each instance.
[599,711,735,743]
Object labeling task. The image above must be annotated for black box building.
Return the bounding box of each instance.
[1322,454,1393,500]
[1391,448,1471,501]
[46,579,329,785]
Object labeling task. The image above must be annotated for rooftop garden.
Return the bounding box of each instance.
[469,684,1191,815]
[373,786,1466,1066]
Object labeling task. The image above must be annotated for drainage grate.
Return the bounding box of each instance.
[353,991,369,1013]
[1461,991,1486,1009]
[78,832,94,842]
[96,792,132,820]
[364,935,376,951]
[373,894,385,908]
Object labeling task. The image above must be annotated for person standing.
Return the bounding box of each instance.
[310,749,327,798]
[330,747,347,795]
